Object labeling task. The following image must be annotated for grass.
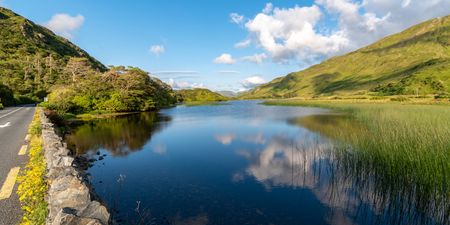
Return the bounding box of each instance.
[241,15,450,99]
[265,99,450,224]
[177,88,228,103]
[17,108,48,225]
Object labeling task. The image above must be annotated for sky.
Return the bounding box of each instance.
[1,0,450,92]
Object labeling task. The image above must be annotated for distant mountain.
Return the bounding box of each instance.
[217,90,238,97]
[241,15,450,99]
[177,88,228,102]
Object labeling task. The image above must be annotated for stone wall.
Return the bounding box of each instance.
[40,110,110,225]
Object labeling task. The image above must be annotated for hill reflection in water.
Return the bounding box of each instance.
[65,112,171,156]
[64,101,449,225]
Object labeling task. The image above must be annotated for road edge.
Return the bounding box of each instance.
[40,110,110,225]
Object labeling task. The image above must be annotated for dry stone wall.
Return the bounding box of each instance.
[40,110,110,225]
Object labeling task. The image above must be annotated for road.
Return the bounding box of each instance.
[0,105,36,225]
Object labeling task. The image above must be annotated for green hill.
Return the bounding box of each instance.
[177,88,228,102]
[0,7,178,113]
[241,15,450,99]
[0,7,107,104]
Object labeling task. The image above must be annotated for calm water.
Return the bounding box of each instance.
[65,101,448,225]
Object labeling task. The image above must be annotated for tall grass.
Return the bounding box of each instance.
[267,100,450,224]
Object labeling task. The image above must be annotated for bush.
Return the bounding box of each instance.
[96,92,130,112]
[46,87,77,114]
[434,93,450,99]
[0,84,15,106]
[390,96,409,102]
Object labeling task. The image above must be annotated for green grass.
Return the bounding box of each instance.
[265,100,450,223]
[177,88,228,103]
[241,15,450,99]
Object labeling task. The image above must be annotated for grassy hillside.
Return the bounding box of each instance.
[241,15,450,99]
[0,7,178,113]
[217,90,238,97]
[0,7,107,104]
[177,88,228,102]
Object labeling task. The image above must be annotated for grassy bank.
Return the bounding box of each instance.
[265,99,450,223]
[17,108,48,225]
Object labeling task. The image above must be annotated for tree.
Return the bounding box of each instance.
[63,57,93,83]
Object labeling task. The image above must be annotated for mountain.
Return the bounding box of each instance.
[0,7,178,113]
[241,15,450,99]
[0,7,107,104]
[177,88,228,102]
[217,90,238,97]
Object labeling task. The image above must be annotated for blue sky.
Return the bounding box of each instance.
[2,0,449,91]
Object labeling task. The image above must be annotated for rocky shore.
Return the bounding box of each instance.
[40,110,110,225]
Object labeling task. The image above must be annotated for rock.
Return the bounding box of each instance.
[40,110,110,225]
[47,175,91,219]
[52,209,104,225]
[78,201,110,224]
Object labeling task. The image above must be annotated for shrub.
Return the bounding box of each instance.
[46,87,77,114]
[96,92,130,112]
[390,96,409,102]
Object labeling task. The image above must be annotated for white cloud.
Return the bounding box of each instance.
[244,4,348,64]
[215,133,235,145]
[213,53,236,65]
[241,53,267,64]
[44,13,85,39]
[243,133,266,144]
[230,13,245,25]
[153,143,167,155]
[241,76,266,89]
[263,3,274,14]
[237,0,450,65]
[168,79,204,90]
[234,39,252,48]
[401,0,412,8]
[149,45,165,55]
[153,70,198,75]
[217,70,240,74]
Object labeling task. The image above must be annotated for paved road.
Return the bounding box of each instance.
[0,105,35,225]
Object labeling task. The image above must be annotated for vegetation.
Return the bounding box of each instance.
[177,88,228,103]
[265,99,450,223]
[17,108,47,225]
[0,7,179,113]
[43,66,178,115]
[65,112,168,156]
[0,7,105,105]
[241,15,450,99]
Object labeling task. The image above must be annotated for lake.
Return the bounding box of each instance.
[65,101,449,225]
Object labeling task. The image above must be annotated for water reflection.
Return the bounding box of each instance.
[234,130,448,225]
[295,115,449,225]
[65,101,449,225]
[65,112,171,156]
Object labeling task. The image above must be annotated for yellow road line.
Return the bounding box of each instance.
[25,134,31,142]
[0,167,20,200]
[18,145,28,156]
